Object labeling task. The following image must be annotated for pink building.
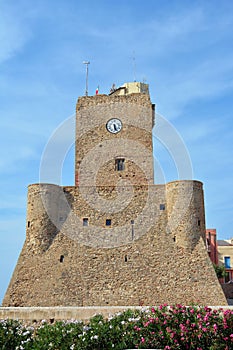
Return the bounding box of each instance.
[206,229,218,265]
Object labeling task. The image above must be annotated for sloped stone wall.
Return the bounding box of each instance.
[2,181,227,307]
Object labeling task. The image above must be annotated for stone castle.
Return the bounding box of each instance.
[3,82,227,306]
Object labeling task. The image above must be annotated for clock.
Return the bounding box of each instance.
[106,118,122,134]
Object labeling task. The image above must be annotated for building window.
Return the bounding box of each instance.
[106,219,111,226]
[115,158,125,171]
[198,219,201,226]
[27,221,30,228]
[224,256,231,269]
[83,218,88,226]
[173,236,176,242]
[60,255,64,263]
[160,204,165,210]
[124,255,128,262]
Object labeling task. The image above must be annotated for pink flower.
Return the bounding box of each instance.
[141,337,145,343]
[179,324,187,332]
[204,306,211,312]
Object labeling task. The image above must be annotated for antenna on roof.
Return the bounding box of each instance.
[83,61,90,96]
[132,51,136,82]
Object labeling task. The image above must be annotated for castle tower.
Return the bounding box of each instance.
[75,82,154,187]
[2,82,227,307]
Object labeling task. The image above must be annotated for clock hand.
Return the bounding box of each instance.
[113,124,117,131]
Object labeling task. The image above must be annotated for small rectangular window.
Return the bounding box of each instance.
[198,219,201,226]
[27,221,30,228]
[160,204,165,210]
[224,256,231,269]
[60,255,64,263]
[83,218,88,226]
[106,219,111,226]
[115,158,125,171]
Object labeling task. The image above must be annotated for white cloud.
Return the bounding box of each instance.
[155,54,233,120]
[0,3,32,63]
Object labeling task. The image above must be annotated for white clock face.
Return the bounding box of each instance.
[106,118,122,134]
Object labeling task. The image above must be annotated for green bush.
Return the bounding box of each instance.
[0,319,33,350]
[0,305,233,349]
[213,263,227,279]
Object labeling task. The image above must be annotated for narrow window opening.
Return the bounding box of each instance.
[173,236,176,242]
[27,221,30,228]
[115,158,125,171]
[224,256,231,269]
[160,204,165,210]
[124,255,128,262]
[83,218,88,226]
[198,219,201,226]
[131,220,135,240]
[60,255,64,263]
[106,219,111,226]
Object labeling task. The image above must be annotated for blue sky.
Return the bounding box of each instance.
[1,0,233,303]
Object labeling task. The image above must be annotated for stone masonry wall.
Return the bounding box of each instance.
[2,181,227,307]
[2,89,227,308]
[75,94,154,187]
